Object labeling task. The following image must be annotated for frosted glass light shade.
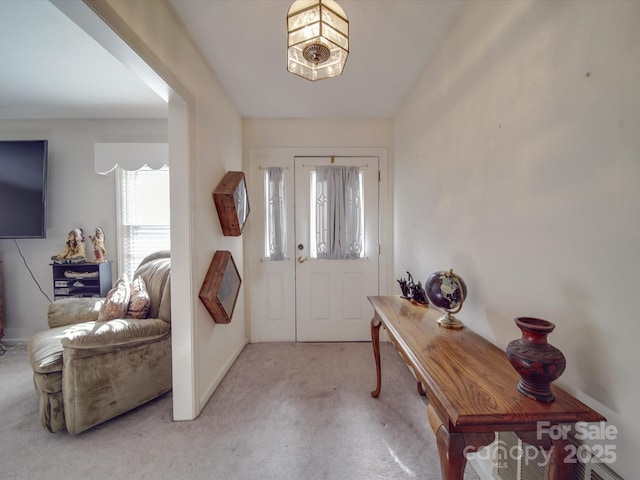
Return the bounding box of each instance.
[287,0,349,81]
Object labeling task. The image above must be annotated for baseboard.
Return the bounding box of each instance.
[197,336,248,412]
[0,338,28,349]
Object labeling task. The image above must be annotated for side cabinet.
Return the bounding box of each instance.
[51,262,113,300]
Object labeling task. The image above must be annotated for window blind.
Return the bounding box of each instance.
[117,166,171,278]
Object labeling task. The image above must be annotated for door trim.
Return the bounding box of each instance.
[294,156,379,341]
[246,147,390,342]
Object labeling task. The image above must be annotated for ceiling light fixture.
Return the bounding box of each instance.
[286,0,349,81]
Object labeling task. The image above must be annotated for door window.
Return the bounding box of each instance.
[310,165,364,259]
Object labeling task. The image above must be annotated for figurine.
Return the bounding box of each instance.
[89,227,106,263]
[397,275,411,298]
[51,228,87,263]
[407,271,429,305]
[410,280,429,305]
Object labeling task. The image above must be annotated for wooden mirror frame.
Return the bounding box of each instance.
[213,171,250,236]
[199,250,242,324]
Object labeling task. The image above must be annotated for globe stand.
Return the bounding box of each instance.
[426,268,468,331]
[437,311,464,330]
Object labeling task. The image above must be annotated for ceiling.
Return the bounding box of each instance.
[0,0,465,120]
[0,1,167,120]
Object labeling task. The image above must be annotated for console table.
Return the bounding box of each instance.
[368,295,605,480]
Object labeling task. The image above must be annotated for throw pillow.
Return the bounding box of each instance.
[98,274,130,322]
[126,275,151,319]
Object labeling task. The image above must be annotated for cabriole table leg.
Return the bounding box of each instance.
[370,315,382,398]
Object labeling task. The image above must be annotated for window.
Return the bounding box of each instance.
[116,166,171,278]
[264,167,287,260]
[310,166,364,259]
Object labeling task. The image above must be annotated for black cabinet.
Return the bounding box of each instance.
[51,262,112,300]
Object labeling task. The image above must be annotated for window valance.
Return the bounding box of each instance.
[94,143,169,174]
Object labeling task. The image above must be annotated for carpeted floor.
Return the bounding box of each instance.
[0,342,480,479]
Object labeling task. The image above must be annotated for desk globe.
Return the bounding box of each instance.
[425,269,467,329]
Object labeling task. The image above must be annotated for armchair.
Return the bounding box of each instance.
[28,251,171,434]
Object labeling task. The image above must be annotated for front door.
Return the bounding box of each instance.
[294,157,379,341]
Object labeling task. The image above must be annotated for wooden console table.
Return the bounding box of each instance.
[369,296,605,480]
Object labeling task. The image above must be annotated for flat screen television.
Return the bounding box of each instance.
[0,140,48,238]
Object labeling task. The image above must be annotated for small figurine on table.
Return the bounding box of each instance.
[407,271,429,306]
[409,280,429,305]
[397,275,411,298]
[89,227,106,263]
[51,228,87,264]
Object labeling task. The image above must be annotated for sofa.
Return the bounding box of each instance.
[27,251,171,434]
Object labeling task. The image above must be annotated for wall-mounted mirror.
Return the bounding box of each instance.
[199,250,241,324]
[213,171,250,236]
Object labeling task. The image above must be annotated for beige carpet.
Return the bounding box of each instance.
[0,342,480,479]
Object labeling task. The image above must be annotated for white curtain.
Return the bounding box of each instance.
[315,166,362,259]
[266,167,287,261]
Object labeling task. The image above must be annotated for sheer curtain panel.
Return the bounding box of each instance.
[266,167,287,260]
[314,165,362,259]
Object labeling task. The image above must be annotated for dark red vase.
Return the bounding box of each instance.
[506,317,566,403]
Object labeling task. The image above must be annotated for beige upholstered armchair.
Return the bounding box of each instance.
[28,251,171,434]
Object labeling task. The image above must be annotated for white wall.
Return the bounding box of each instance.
[0,118,167,341]
[394,1,639,478]
[93,0,247,419]
[243,118,394,151]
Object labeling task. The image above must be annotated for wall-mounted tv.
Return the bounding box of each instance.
[0,140,48,239]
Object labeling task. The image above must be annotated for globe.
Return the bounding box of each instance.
[425,269,467,329]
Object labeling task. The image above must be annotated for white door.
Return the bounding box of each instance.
[294,157,379,341]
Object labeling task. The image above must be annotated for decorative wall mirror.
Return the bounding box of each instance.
[199,250,242,324]
[213,171,250,236]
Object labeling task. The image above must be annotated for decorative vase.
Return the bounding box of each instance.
[506,317,566,402]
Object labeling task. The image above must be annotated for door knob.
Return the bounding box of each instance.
[297,256,309,264]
